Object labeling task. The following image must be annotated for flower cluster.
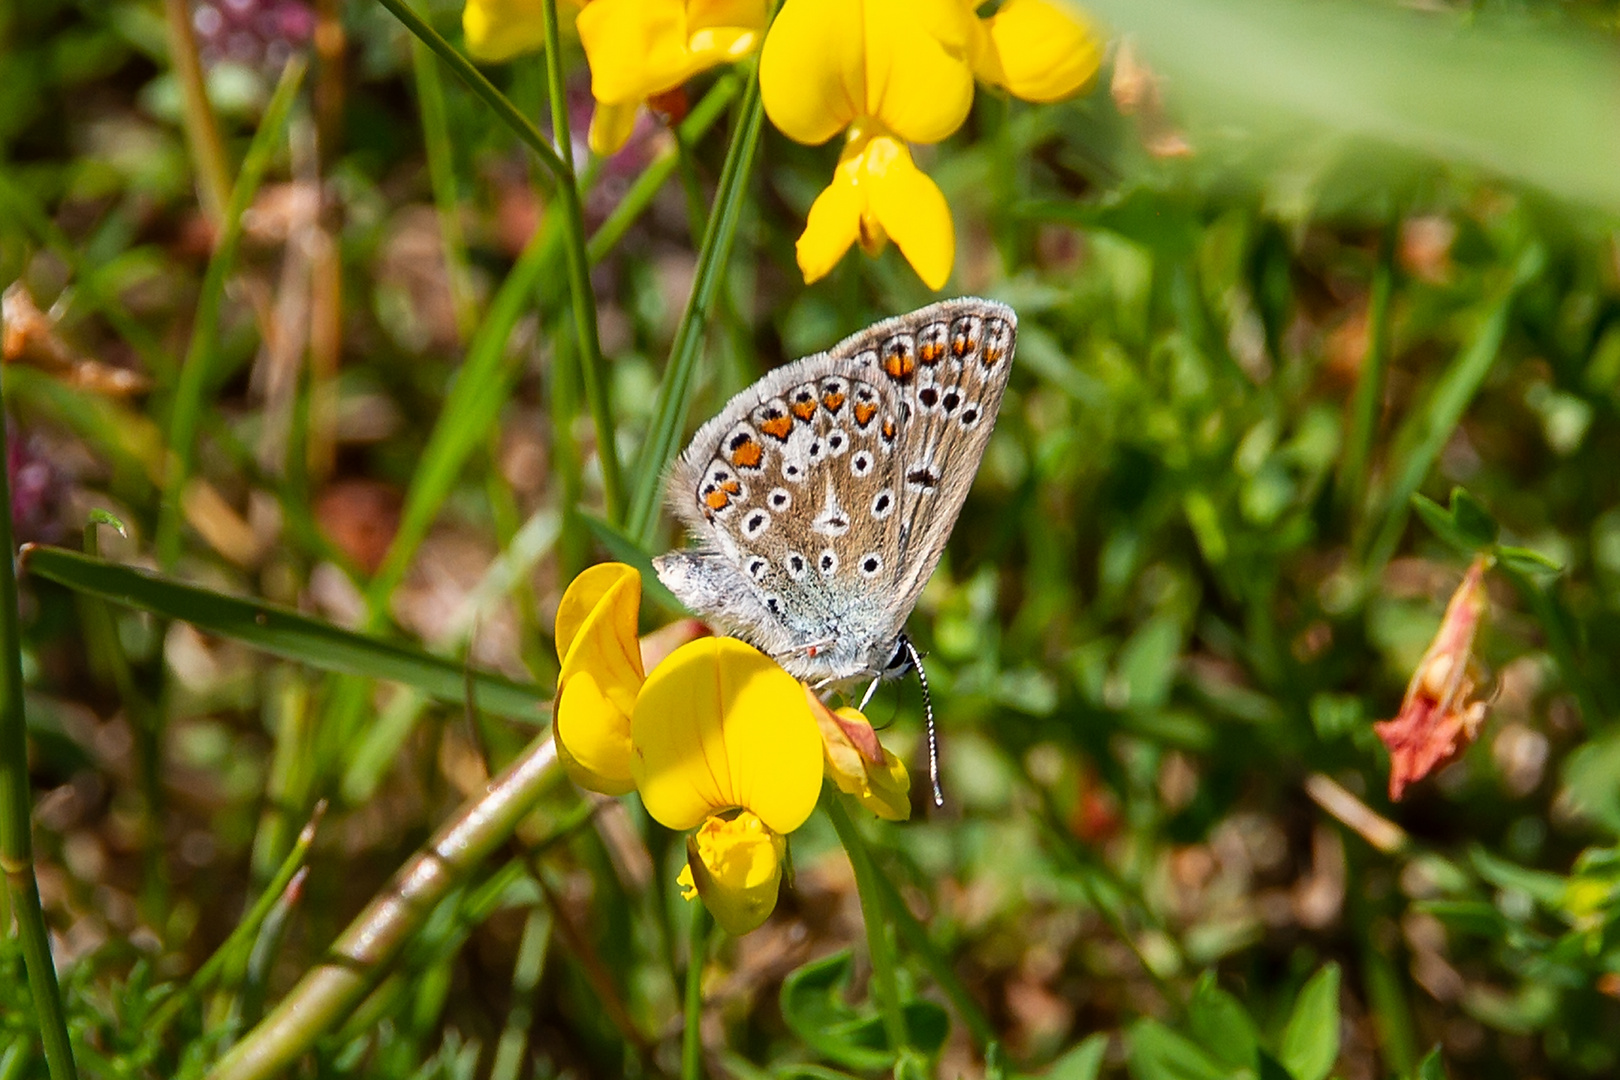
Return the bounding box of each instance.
[553,563,908,934]
[460,0,1102,287]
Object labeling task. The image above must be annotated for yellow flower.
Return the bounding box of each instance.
[760,0,1103,287]
[552,562,645,795]
[969,0,1102,104]
[577,0,768,155]
[809,693,911,821]
[677,812,788,934]
[462,0,580,64]
[631,636,822,933]
[761,0,974,288]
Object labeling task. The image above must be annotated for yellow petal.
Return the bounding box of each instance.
[813,700,911,822]
[974,0,1102,104]
[631,637,822,833]
[462,0,549,62]
[760,0,865,145]
[686,0,767,66]
[588,101,641,157]
[862,136,954,290]
[680,811,786,934]
[554,564,645,794]
[579,0,764,106]
[796,156,867,283]
[861,0,976,144]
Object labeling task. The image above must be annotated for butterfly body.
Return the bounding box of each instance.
[655,297,1017,685]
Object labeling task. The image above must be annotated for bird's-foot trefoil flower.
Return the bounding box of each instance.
[632,636,822,933]
[550,563,917,933]
[760,0,1103,287]
[576,0,767,155]
[1374,554,1492,801]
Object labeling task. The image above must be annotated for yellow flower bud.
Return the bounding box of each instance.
[677,810,787,934]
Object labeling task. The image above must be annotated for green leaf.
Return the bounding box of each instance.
[779,951,894,1070]
[1447,488,1500,548]
[1561,730,1620,835]
[1041,1034,1110,1080]
[1495,545,1563,575]
[1126,1019,1234,1080]
[22,546,549,723]
[1415,900,1509,938]
[1413,1046,1447,1080]
[1188,973,1260,1072]
[1468,845,1567,906]
[1277,963,1340,1080]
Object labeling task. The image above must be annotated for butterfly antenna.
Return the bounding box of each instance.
[901,635,943,807]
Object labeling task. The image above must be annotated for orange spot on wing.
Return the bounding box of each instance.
[881,419,897,441]
[721,479,741,495]
[853,402,878,427]
[982,346,1003,367]
[791,399,818,421]
[822,391,846,413]
[704,489,730,511]
[760,414,794,440]
[731,440,763,469]
[883,352,915,380]
[919,341,944,364]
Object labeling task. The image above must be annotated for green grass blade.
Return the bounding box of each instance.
[0,393,78,1080]
[23,546,550,722]
[1365,287,1517,570]
[155,56,307,569]
[626,71,766,547]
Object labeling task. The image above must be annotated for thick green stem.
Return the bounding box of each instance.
[0,368,77,1080]
[207,736,560,1080]
[542,0,624,524]
[683,904,711,1080]
[823,793,909,1059]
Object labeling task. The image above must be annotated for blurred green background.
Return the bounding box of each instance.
[5,0,1620,1078]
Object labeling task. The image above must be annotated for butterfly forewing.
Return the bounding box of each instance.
[658,297,1016,683]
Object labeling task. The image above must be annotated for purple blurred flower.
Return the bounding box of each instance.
[8,427,62,545]
[193,0,315,70]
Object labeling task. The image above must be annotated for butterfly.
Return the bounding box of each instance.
[654,297,1017,802]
